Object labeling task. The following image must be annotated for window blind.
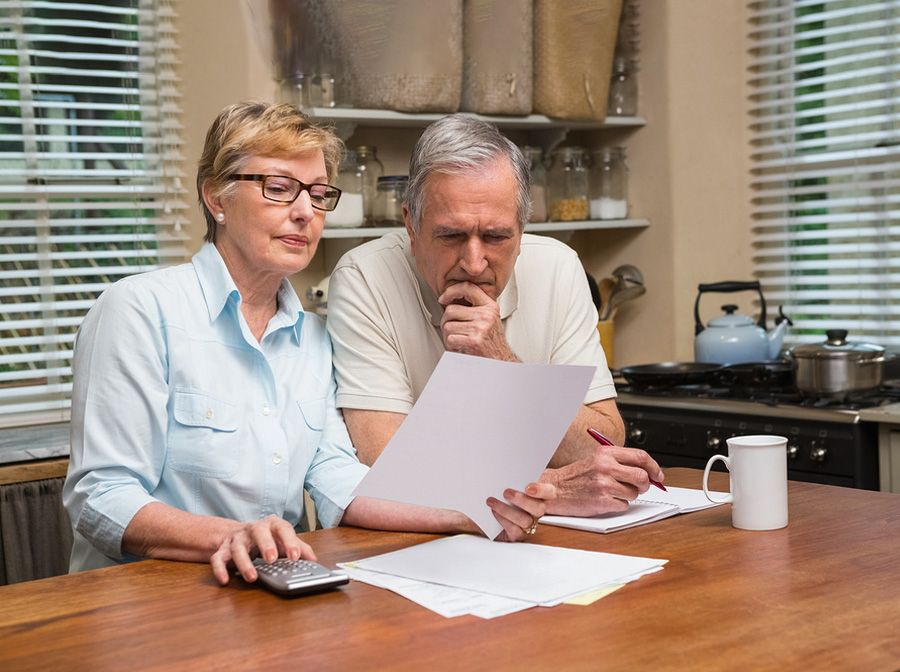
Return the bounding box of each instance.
[748,0,900,348]
[0,0,187,428]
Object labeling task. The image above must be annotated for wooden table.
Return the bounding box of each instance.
[2,469,898,671]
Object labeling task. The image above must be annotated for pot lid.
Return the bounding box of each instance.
[790,329,885,360]
[708,304,755,328]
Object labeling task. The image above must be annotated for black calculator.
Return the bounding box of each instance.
[252,557,350,597]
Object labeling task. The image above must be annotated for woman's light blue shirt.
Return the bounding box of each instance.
[64,243,368,571]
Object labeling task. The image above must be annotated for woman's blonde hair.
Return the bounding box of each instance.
[196,101,344,242]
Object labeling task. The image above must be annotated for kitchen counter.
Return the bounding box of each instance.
[859,403,900,493]
[0,423,69,465]
[859,401,900,423]
[0,423,70,485]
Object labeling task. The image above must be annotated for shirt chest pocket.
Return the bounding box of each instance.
[168,390,240,478]
[297,397,325,430]
[296,397,326,453]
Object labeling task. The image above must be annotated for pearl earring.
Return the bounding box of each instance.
[215,212,225,222]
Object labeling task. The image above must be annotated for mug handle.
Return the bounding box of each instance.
[703,454,733,504]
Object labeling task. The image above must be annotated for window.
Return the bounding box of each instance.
[748,0,900,347]
[0,0,187,428]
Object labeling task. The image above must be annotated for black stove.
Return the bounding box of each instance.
[615,380,900,490]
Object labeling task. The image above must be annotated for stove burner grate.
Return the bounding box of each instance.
[616,379,900,411]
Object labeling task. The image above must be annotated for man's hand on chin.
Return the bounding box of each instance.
[438,282,518,361]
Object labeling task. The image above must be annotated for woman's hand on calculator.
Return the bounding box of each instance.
[209,515,316,586]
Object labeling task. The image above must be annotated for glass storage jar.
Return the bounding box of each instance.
[608,55,638,117]
[352,145,384,226]
[326,150,364,228]
[372,175,408,228]
[547,147,589,222]
[521,146,548,223]
[589,147,629,220]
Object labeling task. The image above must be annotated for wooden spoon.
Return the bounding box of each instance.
[598,277,617,320]
[605,283,646,320]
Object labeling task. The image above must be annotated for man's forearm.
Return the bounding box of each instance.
[548,399,625,467]
[343,408,406,465]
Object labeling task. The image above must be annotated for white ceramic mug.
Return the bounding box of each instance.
[702,434,789,530]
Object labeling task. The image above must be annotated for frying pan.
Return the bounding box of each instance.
[714,360,792,389]
[616,362,723,388]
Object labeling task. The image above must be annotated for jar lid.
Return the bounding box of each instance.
[790,329,885,361]
[592,146,626,159]
[551,146,585,157]
[613,55,629,74]
[520,145,543,162]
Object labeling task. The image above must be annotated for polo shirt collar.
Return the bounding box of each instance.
[401,232,519,327]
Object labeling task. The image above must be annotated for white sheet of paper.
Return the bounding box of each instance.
[351,534,667,605]
[339,564,535,619]
[352,352,594,538]
[541,486,729,534]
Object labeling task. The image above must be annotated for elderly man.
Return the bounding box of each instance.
[326,114,663,515]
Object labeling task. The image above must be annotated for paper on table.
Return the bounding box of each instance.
[541,486,728,534]
[351,352,594,538]
[564,584,624,606]
[339,564,535,619]
[351,534,666,606]
[340,564,628,617]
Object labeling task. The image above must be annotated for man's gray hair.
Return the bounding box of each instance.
[405,114,532,232]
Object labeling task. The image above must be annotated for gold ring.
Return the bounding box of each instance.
[526,518,538,535]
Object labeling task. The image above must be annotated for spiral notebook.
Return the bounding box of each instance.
[540,486,728,534]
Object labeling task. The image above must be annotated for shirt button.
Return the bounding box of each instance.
[262,405,271,416]
[273,453,282,465]
[205,409,213,419]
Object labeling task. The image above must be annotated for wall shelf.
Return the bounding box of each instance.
[303,107,646,147]
[303,107,646,129]
[525,218,650,233]
[321,218,650,239]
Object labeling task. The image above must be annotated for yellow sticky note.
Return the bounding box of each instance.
[564,584,625,606]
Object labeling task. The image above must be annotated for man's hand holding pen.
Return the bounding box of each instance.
[538,428,665,517]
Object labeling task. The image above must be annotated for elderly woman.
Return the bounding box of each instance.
[63,102,554,586]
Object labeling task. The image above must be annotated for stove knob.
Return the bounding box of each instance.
[707,434,721,452]
[786,443,799,460]
[628,427,646,445]
[810,441,827,463]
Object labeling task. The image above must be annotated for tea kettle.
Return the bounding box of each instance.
[693,281,792,364]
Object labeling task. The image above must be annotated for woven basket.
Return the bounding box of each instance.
[533,0,623,121]
[461,0,533,115]
[315,0,463,113]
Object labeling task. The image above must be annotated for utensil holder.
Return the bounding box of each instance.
[597,319,615,367]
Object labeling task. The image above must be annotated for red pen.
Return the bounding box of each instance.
[586,427,668,492]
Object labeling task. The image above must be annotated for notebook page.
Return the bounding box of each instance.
[541,501,679,534]
[638,486,729,512]
[541,486,729,534]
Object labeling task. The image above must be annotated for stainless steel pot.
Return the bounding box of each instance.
[789,329,886,400]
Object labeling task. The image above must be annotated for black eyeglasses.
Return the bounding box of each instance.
[228,174,342,211]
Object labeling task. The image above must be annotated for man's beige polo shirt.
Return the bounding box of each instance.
[326,230,616,414]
